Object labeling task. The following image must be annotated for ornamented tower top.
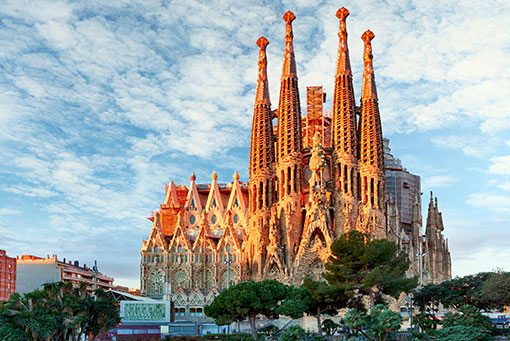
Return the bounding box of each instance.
[359,30,384,175]
[250,36,274,181]
[361,30,378,100]
[359,29,385,232]
[277,11,302,164]
[332,7,358,159]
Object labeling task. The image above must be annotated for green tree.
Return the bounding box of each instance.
[442,305,492,330]
[478,271,510,310]
[414,311,440,333]
[414,272,503,311]
[324,230,416,308]
[434,325,492,341]
[0,282,119,341]
[342,305,402,341]
[342,308,368,337]
[204,280,287,339]
[278,276,347,335]
[280,325,306,341]
[366,304,403,341]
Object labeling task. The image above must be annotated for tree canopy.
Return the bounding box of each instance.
[0,281,120,341]
[324,230,416,308]
[414,271,510,311]
[204,279,287,339]
[277,276,347,334]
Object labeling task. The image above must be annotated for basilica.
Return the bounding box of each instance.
[139,7,451,312]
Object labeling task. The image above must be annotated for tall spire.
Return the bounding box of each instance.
[359,30,385,212]
[361,30,377,100]
[277,10,302,162]
[250,36,275,179]
[282,11,297,77]
[359,30,383,170]
[255,36,270,106]
[332,7,358,159]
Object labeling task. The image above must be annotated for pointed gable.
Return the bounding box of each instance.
[226,171,248,224]
[193,211,216,252]
[141,211,168,252]
[184,172,203,212]
[217,212,242,252]
[168,212,193,252]
[163,181,180,208]
[205,172,224,228]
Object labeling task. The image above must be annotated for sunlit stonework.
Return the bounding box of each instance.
[140,7,451,309]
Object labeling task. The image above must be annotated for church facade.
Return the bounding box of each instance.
[139,7,451,309]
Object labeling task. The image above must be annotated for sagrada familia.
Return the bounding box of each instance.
[140,7,451,309]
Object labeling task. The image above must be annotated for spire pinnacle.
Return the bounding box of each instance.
[361,30,377,100]
[335,7,351,76]
[282,11,297,77]
[255,36,271,106]
[332,6,357,160]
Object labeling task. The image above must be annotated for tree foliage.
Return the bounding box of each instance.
[342,305,402,341]
[277,276,346,334]
[442,305,492,330]
[414,271,510,311]
[324,230,416,308]
[204,279,287,339]
[434,325,492,341]
[0,282,119,341]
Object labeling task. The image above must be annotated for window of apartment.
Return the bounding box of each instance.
[190,308,203,316]
[174,307,186,317]
[8,264,11,269]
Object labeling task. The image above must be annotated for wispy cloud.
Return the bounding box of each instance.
[0,0,509,286]
[423,175,458,189]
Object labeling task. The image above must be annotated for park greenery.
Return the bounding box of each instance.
[206,232,510,340]
[206,231,417,340]
[0,281,120,341]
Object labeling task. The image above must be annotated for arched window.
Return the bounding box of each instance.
[226,245,231,253]
[154,245,158,253]
[178,245,183,253]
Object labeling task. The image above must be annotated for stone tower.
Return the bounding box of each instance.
[331,7,359,238]
[274,11,303,275]
[246,36,275,280]
[358,30,386,239]
[139,6,452,307]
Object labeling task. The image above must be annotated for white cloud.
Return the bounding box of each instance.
[499,182,510,191]
[431,135,497,158]
[1,0,510,286]
[423,175,457,189]
[489,156,510,175]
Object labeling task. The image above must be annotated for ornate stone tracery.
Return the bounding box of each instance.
[140,6,451,306]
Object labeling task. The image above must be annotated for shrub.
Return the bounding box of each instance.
[434,325,492,341]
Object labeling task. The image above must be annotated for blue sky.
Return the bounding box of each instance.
[0,0,509,288]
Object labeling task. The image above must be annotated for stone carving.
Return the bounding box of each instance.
[140,6,451,302]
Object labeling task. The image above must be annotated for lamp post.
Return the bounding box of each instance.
[93,260,98,301]
[224,250,233,334]
[418,237,426,289]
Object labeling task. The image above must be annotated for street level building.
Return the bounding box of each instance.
[16,254,114,294]
[139,7,452,313]
[0,249,16,301]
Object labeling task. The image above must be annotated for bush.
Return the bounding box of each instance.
[434,325,492,340]
[281,326,306,341]
[258,324,279,337]
[201,333,255,340]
